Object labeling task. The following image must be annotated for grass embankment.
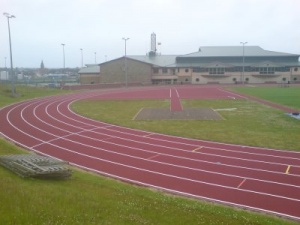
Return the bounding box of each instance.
[0,84,298,224]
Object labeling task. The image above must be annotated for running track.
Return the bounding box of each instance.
[1,85,300,221]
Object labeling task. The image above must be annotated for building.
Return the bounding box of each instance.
[78,64,100,84]
[99,46,300,85]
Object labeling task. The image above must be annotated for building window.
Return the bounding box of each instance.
[153,68,159,74]
[162,68,168,74]
[259,67,275,74]
[185,69,189,73]
[209,68,225,75]
[195,78,200,82]
[294,68,298,72]
[185,78,189,82]
[193,68,200,73]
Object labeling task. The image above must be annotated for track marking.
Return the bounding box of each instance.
[286,165,291,174]
[237,178,247,189]
[143,133,154,138]
[193,146,203,152]
[147,154,160,160]
[132,108,143,120]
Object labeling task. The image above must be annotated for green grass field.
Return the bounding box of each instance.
[0,84,299,224]
[72,97,300,151]
[231,86,300,110]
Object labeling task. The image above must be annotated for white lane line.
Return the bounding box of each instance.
[7,99,298,191]
[29,123,300,189]
[4,89,300,221]
[31,141,300,203]
[33,98,300,175]
[100,126,300,168]
[175,88,180,98]
[147,154,160,160]
[71,162,300,222]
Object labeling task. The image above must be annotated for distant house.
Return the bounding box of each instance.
[78,64,100,84]
[99,46,300,85]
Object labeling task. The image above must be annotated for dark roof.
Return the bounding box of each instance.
[181,46,299,58]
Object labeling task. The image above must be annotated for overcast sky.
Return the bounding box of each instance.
[1,0,299,68]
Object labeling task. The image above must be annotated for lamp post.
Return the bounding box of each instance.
[61,43,65,73]
[3,12,16,96]
[4,57,8,80]
[80,48,83,67]
[122,37,130,88]
[240,42,247,84]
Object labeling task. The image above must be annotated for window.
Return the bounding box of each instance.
[193,68,201,73]
[209,68,225,75]
[162,68,168,74]
[259,67,275,74]
[195,78,200,82]
[294,68,298,72]
[153,68,159,74]
[185,69,189,73]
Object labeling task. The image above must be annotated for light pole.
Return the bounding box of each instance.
[122,37,130,88]
[61,43,65,73]
[80,48,83,67]
[3,12,16,96]
[240,42,247,84]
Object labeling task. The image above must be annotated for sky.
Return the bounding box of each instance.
[1,0,300,68]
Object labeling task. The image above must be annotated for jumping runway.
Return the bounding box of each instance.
[1,85,300,221]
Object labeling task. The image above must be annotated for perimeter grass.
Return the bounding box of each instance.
[72,98,300,151]
[0,141,296,225]
[230,86,300,110]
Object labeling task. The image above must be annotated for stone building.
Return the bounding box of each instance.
[99,46,300,85]
[78,64,100,84]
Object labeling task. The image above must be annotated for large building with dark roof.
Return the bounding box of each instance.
[99,46,300,85]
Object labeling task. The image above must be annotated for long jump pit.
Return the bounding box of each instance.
[133,108,223,120]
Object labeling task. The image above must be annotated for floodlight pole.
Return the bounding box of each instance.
[3,12,16,96]
[122,37,130,88]
[61,43,65,73]
[240,42,247,84]
[80,48,83,67]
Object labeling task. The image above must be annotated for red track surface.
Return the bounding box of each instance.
[1,85,300,221]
